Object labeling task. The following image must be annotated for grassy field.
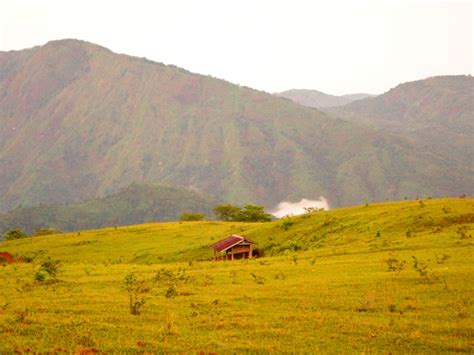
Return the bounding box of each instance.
[0,198,473,352]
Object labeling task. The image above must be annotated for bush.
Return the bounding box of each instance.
[39,258,61,278]
[124,272,150,315]
[280,218,294,231]
[4,229,28,241]
[33,228,61,236]
[180,213,205,221]
[35,270,48,282]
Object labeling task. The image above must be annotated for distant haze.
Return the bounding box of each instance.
[0,0,471,95]
[271,198,330,218]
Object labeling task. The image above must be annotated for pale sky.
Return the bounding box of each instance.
[0,0,472,95]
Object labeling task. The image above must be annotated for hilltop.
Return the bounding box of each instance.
[0,184,218,237]
[1,40,472,212]
[2,197,472,263]
[0,198,472,352]
[326,75,474,166]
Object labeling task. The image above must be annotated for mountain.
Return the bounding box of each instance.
[326,76,474,166]
[0,40,472,212]
[276,89,374,108]
[0,184,218,237]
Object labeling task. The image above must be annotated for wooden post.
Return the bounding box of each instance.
[214,250,216,261]
[249,244,253,259]
[231,248,234,260]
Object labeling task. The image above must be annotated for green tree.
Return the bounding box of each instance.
[180,212,205,221]
[213,204,241,221]
[4,228,28,241]
[236,204,272,222]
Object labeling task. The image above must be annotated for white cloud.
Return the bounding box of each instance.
[271,197,330,218]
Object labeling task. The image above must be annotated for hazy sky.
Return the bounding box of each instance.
[0,0,472,95]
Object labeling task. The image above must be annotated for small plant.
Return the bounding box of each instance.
[442,207,451,214]
[419,200,425,208]
[124,271,150,315]
[456,226,472,239]
[280,218,294,231]
[274,271,286,280]
[376,230,381,238]
[435,253,450,264]
[406,229,412,238]
[230,270,239,284]
[165,285,177,299]
[40,258,61,278]
[34,270,48,282]
[292,254,298,265]
[250,272,266,285]
[411,256,432,282]
[385,257,406,272]
[35,258,61,282]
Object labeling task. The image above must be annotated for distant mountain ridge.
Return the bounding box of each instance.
[0,184,218,237]
[0,39,472,213]
[276,89,374,108]
[326,75,474,166]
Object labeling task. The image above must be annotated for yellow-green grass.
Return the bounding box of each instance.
[0,198,472,352]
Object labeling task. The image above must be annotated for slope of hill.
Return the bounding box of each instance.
[0,198,472,352]
[327,76,474,165]
[0,184,218,237]
[0,40,472,212]
[276,89,374,108]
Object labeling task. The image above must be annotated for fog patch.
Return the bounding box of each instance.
[271,197,330,218]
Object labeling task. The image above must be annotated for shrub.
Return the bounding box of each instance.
[250,272,266,285]
[33,228,61,236]
[124,272,150,315]
[35,270,48,282]
[4,229,28,241]
[280,218,294,231]
[40,258,61,278]
[385,257,406,272]
[180,213,205,221]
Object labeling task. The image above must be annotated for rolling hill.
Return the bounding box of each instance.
[0,184,218,237]
[326,76,474,166]
[0,40,472,213]
[0,198,472,352]
[276,89,374,108]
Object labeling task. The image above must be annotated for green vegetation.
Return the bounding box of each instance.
[0,184,217,237]
[214,203,272,222]
[1,40,472,213]
[179,212,205,221]
[3,228,28,241]
[0,198,472,352]
[328,75,474,166]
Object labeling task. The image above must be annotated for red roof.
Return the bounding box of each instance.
[210,235,255,252]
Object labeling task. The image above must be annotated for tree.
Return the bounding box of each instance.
[236,204,272,222]
[4,228,28,241]
[213,204,241,221]
[180,212,205,221]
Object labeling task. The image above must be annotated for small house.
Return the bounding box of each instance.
[210,235,256,260]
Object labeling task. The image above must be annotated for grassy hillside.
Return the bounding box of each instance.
[0,184,219,237]
[1,40,472,212]
[0,198,472,352]
[327,75,474,166]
